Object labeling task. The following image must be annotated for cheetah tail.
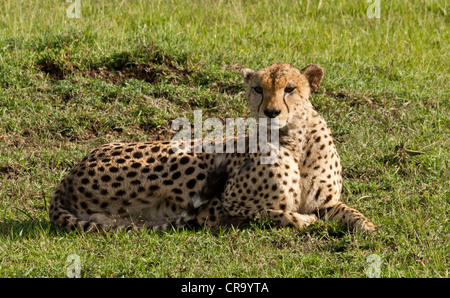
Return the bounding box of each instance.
[49,181,201,233]
[318,201,376,233]
[49,182,143,233]
[48,183,109,232]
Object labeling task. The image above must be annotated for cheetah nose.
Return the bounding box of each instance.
[264,108,281,118]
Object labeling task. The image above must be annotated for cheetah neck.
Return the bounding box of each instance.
[278,105,313,157]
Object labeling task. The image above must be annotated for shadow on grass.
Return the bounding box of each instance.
[0,217,350,243]
[191,218,350,240]
[0,219,61,239]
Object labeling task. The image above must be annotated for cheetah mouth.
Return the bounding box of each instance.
[257,116,288,131]
[256,112,287,123]
[255,116,292,139]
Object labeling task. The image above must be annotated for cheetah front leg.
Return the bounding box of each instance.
[319,202,376,233]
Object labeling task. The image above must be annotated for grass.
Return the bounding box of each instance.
[0,0,448,277]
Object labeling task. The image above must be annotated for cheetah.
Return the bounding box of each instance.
[49,63,376,233]
[48,139,229,232]
[210,64,376,232]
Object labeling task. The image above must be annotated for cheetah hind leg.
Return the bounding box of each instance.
[142,206,229,232]
[78,213,198,233]
[142,211,197,231]
[319,201,376,233]
[247,209,317,229]
[142,191,217,231]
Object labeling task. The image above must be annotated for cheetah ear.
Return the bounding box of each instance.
[240,68,255,83]
[300,64,323,93]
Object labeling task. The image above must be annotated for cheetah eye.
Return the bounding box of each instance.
[253,87,263,95]
[284,86,296,93]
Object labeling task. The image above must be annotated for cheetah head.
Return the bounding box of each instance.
[241,63,323,128]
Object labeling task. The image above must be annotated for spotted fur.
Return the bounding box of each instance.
[48,141,227,232]
[49,63,375,233]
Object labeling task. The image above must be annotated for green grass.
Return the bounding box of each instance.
[0,0,448,277]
